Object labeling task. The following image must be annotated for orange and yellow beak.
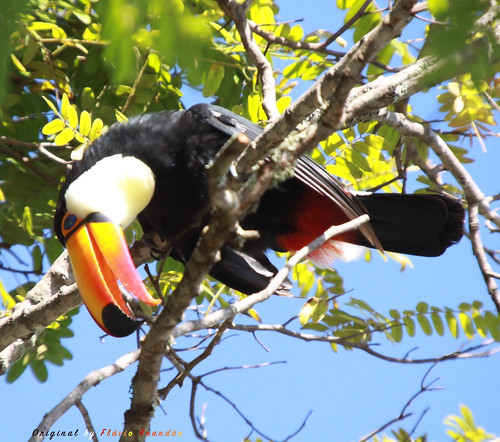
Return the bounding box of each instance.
[61,212,161,337]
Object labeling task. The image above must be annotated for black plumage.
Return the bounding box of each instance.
[55,103,465,297]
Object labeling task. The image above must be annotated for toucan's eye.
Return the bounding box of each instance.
[61,212,84,242]
[64,214,77,231]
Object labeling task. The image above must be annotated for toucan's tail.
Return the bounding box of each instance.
[357,193,464,257]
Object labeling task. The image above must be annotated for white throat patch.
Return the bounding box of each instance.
[65,154,155,227]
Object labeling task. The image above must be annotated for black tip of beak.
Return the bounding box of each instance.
[101,304,142,337]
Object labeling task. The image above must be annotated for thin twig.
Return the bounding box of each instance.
[159,319,232,399]
[359,363,441,441]
[74,400,98,442]
[469,204,500,311]
[230,323,500,364]
[217,0,279,120]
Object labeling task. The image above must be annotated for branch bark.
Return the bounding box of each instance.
[216,0,279,120]
[29,349,140,442]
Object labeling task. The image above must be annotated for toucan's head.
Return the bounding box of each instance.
[55,152,161,337]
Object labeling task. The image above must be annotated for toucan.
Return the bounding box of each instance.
[54,103,464,337]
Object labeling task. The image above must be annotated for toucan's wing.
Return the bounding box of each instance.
[293,156,381,249]
[210,246,292,296]
[188,103,264,140]
[188,103,380,248]
[171,227,291,295]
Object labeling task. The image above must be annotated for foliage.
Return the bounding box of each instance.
[444,405,497,442]
[0,0,499,440]
[6,307,76,383]
[301,297,500,345]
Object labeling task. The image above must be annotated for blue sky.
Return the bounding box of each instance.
[2,1,500,441]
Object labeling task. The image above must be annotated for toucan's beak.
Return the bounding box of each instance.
[61,212,160,337]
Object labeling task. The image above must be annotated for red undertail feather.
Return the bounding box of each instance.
[276,190,366,266]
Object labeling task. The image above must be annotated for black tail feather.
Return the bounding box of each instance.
[357,193,464,257]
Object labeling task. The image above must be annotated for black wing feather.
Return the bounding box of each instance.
[190,103,378,247]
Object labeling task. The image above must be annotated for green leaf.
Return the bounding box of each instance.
[66,105,79,129]
[460,404,475,428]
[42,118,65,135]
[403,315,416,337]
[417,314,433,336]
[72,9,92,25]
[292,262,315,296]
[389,309,401,319]
[54,127,75,145]
[29,21,58,31]
[60,93,70,119]
[288,25,304,41]
[203,63,225,98]
[0,279,16,309]
[337,0,357,9]
[390,320,403,342]
[431,311,445,336]
[30,360,48,382]
[89,118,104,140]
[283,60,309,79]
[6,357,28,383]
[459,312,475,339]
[44,236,63,264]
[353,13,380,43]
[446,310,459,338]
[311,298,329,323]
[32,244,43,271]
[300,298,318,325]
[21,206,33,236]
[42,96,59,114]
[147,53,162,73]
[79,110,91,136]
[472,310,488,338]
[81,87,95,111]
[416,301,429,314]
[484,311,500,341]
[428,0,450,19]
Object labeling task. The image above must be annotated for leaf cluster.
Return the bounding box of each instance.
[6,308,76,383]
[300,288,500,349]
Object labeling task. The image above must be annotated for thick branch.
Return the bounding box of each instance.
[0,253,78,355]
[123,207,369,439]
[122,134,255,439]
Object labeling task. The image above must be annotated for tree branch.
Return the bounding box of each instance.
[369,108,500,310]
[123,204,369,439]
[231,323,500,363]
[158,319,232,400]
[237,0,419,172]
[468,203,500,311]
[171,215,370,340]
[370,109,500,226]
[216,0,279,120]
[29,349,140,442]
[0,240,153,368]
[0,252,79,355]
[360,363,440,441]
